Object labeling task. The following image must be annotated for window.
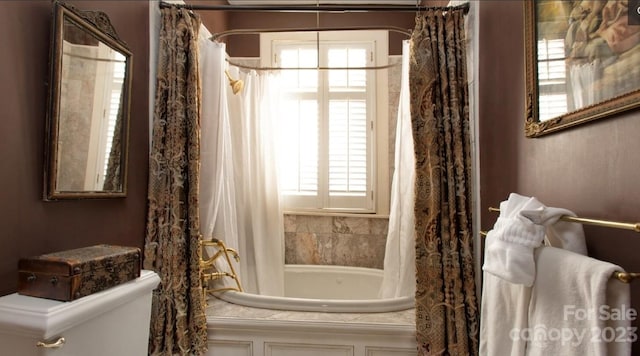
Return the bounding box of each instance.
[537,38,567,121]
[261,31,389,214]
[79,42,126,189]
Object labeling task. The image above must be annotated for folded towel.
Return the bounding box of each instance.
[481,193,611,356]
[483,193,589,286]
[483,193,547,286]
[480,194,540,355]
[520,207,588,255]
[480,193,588,355]
[525,246,631,356]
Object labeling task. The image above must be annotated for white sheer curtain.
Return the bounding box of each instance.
[379,40,416,299]
[199,38,285,297]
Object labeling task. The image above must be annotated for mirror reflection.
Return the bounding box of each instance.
[45,1,132,199]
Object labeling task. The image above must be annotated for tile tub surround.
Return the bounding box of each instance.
[284,214,389,268]
[206,296,417,356]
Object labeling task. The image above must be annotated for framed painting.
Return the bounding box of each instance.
[524,0,640,137]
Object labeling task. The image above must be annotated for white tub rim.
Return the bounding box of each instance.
[213,264,415,313]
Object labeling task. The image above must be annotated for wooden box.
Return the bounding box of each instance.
[17,244,141,302]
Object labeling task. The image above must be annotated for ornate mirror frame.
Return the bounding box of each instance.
[524,1,640,138]
[44,1,132,199]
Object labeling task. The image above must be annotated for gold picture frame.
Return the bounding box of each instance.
[524,0,640,137]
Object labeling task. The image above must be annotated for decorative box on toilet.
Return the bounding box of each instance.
[0,270,159,355]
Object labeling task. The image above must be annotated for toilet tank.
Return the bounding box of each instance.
[0,270,160,356]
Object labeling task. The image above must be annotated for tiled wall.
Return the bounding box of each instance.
[283,214,389,268]
[388,55,402,180]
[232,55,402,270]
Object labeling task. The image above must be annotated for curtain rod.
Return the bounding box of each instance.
[488,207,640,233]
[159,1,470,14]
[226,59,400,71]
[211,25,412,41]
[217,25,411,71]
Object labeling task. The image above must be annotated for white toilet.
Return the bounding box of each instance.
[0,270,160,355]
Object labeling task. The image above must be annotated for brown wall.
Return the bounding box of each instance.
[479,1,640,353]
[0,1,149,296]
[189,0,228,35]
[221,11,416,57]
[192,1,454,57]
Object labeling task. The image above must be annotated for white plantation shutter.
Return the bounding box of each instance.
[274,39,375,212]
[279,98,318,194]
[101,55,127,182]
[328,100,367,194]
[537,38,567,121]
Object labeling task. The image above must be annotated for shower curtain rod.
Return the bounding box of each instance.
[159,2,470,14]
[214,25,410,70]
[211,25,412,41]
[226,60,400,71]
[480,207,640,283]
[217,26,412,71]
[161,1,470,71]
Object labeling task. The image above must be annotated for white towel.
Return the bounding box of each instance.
[479,270,531,355]
[480,194,540,355]
[483,193,547,286]
[525,246,631,356]
[483,193,588,286]
[480,193,590,356]
[521,207,588,255]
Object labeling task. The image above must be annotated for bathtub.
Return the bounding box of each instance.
[213,264,415,313]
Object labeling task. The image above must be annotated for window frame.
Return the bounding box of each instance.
[261,30,389,216]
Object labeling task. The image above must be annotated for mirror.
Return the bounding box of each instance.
[44,1,132,199]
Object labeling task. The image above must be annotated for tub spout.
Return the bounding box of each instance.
[199,238,244,301]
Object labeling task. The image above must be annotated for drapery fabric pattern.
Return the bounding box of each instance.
[144,7,208,355]
[410,8,479,355]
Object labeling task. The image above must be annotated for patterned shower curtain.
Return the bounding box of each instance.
[410,7,479,355]
[144,7,208,356]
